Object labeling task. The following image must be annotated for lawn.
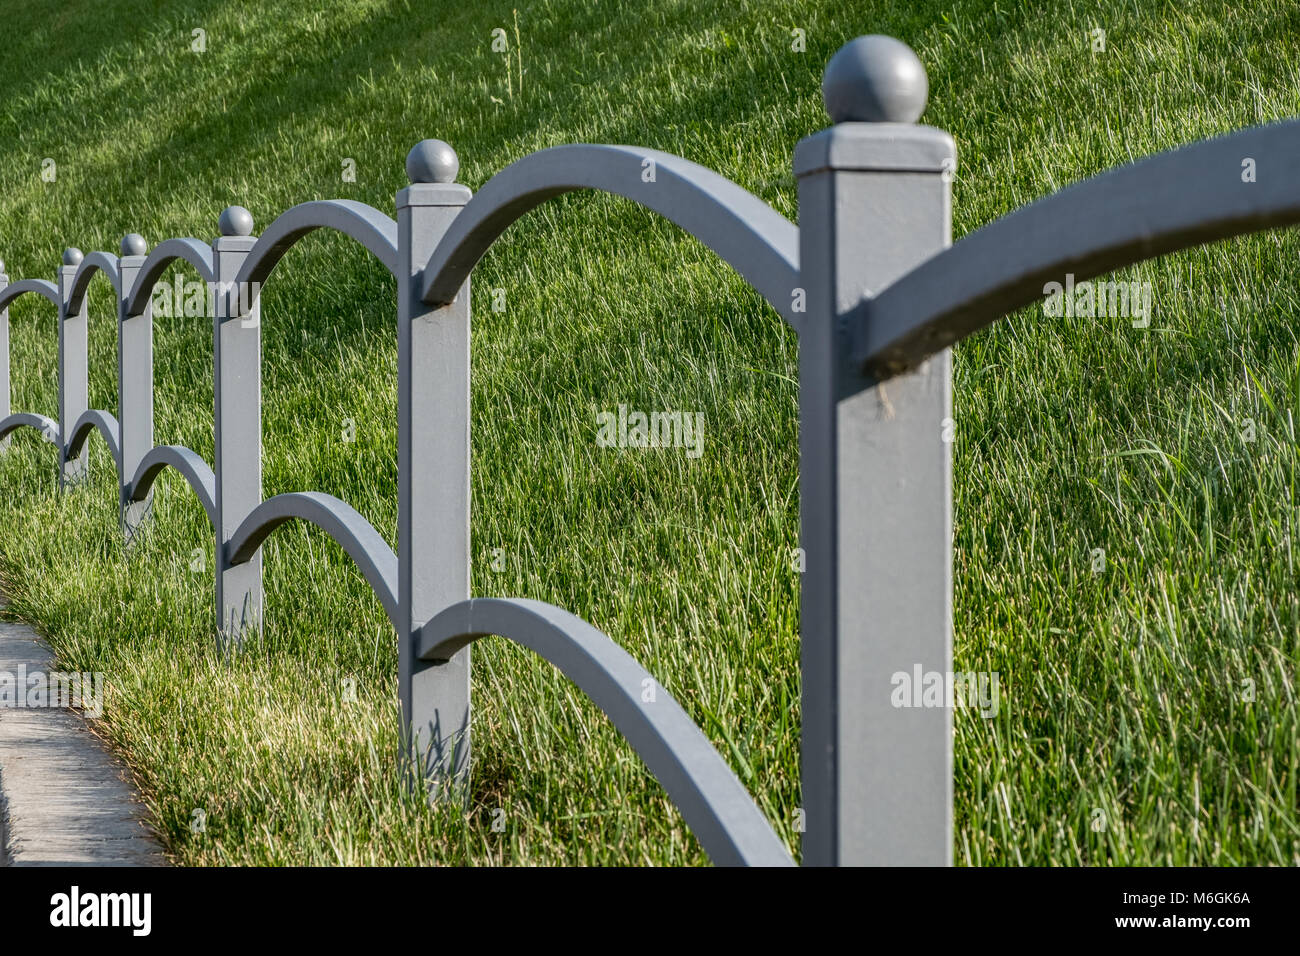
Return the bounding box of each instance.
[0,0,1297,865]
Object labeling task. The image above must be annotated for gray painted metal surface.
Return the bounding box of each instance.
[227,491,399,627]
[214,231,262,640]
[0,34,1292,866]
[855,119,1300,382]
[226,200,399,320]
[822,35,929,125]
[0,278,60,312]
[125,238,215,317]
[417,144,802,332]
[64,409,121,468]
[418,598,795,866]
[797,114,955,865]
[0,412,58,445]
[0,264,7,452]
[66,251,122,316]
[397,163,473,785]
[129,444,216,527]
[0,271,61,452]
[58,258,89,487]
[118,246,153,543]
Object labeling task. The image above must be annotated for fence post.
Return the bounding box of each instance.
[118,234,153,540]
[213,206,262,642]
[0,259,8,453]
[796,35,956,866]
[396,140,473,788]
[59,248,89,485]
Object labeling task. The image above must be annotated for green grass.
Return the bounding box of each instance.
[0,0,1297,865]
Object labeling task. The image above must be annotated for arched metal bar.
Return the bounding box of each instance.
[128,444,216,527]
[417,145,802,332]
[854,119,1300,384]
[416,597,796,867]
[0,412,59,445]
[124,239,217,317]
[63,408,120,467]
[226,491,398,627]
[66,252,122,315]
[0,279,60,312]
[225,201,399,319]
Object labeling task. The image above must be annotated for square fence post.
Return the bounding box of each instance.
[796,36,956,866]
[59,251,89,486]
[396,140,473,789]
[118,235,153,540]
[213,212,262,641]
[0,262,9,453]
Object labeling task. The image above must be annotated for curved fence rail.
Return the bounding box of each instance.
[0,33,1294,866]
[418,598,796,866]
[416,144,803,331]
[0,411,58,445]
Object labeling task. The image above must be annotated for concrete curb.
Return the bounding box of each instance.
[0,614,166,866]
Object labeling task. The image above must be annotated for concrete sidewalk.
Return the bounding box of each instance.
[0,615,165,866]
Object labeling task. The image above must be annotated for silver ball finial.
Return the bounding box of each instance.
[63,247,84,267]
[822,35,929,124]
[121,233,147,257]
[406,139,459,184]
[219,205,254,237]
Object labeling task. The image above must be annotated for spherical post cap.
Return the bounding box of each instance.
[406,139,459,184]
[822,35,929,124]
[120,233,148,257]
[219,205,255,237]
[62,247,84,267]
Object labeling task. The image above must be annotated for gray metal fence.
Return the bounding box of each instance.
[1,34,1298,866]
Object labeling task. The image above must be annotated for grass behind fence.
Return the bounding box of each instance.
[0,0,1297,864]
